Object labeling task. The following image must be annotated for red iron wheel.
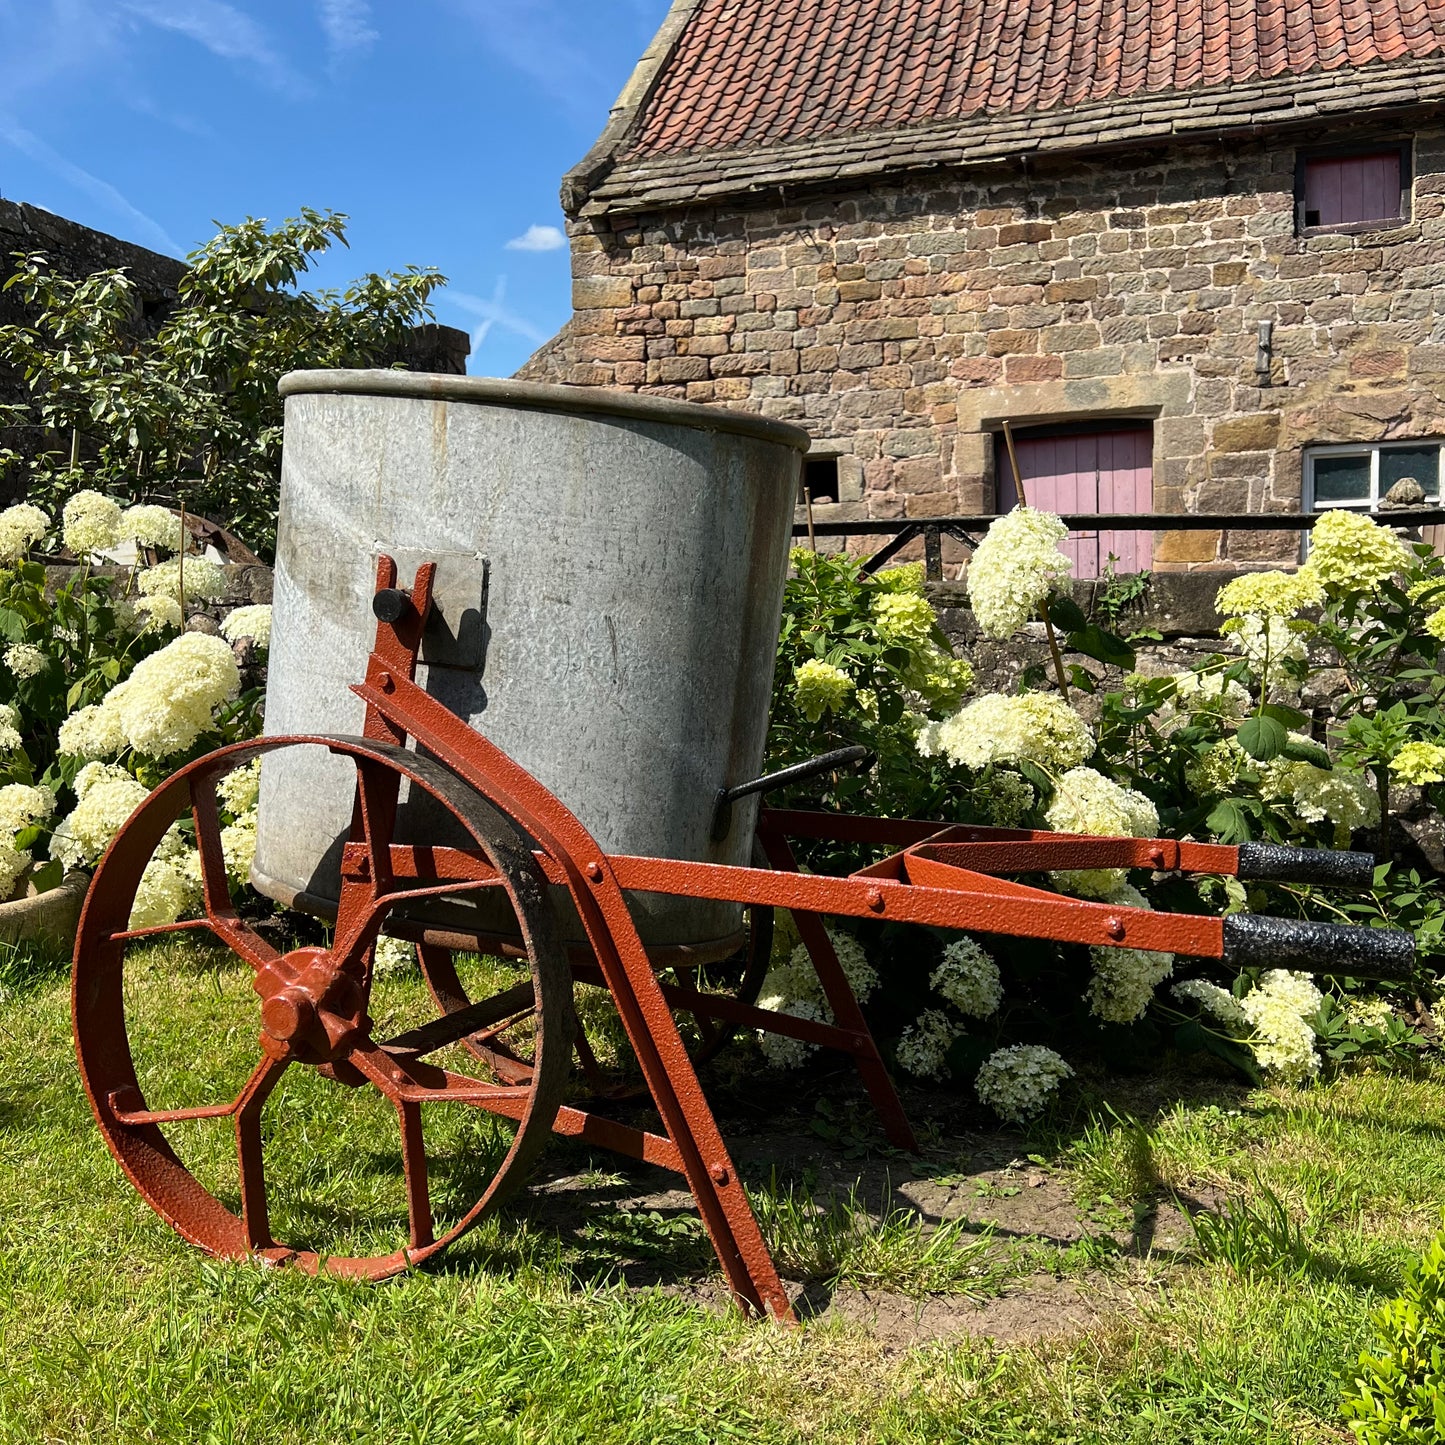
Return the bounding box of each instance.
[72,735,573,1280]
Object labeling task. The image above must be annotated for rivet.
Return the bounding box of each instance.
[1104,915,1126,941]
[710,1164,729,1185]
[585,860,604,882]
[1148,847,1165,868]
[376,670,393,691]
[865,887,885,912]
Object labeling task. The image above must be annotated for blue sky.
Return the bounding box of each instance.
[0,0,672,377]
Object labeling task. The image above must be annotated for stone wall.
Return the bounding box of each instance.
[524,120,1445,573]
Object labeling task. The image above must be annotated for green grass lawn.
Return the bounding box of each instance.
[3,937,1443,1444]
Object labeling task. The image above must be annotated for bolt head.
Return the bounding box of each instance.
[1104,915,1126,941]
[709,1164,729,1186]
[585,860,604,882]
[865,887,885,912]
[376,670,393,691]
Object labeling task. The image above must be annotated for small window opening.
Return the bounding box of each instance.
[802,456,839,505]
[1298,147,1406,232]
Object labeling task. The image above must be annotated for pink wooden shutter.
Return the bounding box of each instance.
[997,427,1152,580]
[1304,152,1401,227]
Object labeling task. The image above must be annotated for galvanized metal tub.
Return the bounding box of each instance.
[252,370,808,952]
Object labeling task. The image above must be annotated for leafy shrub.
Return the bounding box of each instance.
[1341,1229,1445,1442]
[0,209,444,558]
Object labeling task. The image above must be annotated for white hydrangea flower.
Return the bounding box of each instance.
[3,643,45,679]
[58,704,126,760]
[220,812,256,886]
[975,1045,1073,1123]
[896,1008,962,1080]
[981,769,1036,827]
[0,703,22,752]
[220,604,272,647]
[121,504,184,551]
[869,590,936,649]
[923,692,1095,773]
[73,761,135,800]
[1046,767,1159,897]
[103,632,240,758]
[1223,614,1308,672]
[134,595,183,632]
[759,999,826,1069]
[1259,758,1379,832]
[0,783,54,835]
[1087,944,1174,1023]
[1172,978,1248,1029]
[372,935,415,977]
[0,839,30,901]
[931,937,1002,1018]
[138,556,229,604]
[761,928,878,1012]
[967,506,1072,639]
[129,833,202,929]
[1185,738,1249,798]
[62,490,123,556]
[0,503,49,565]
[1169,670,1252,721]
[1344,997,1394,1031]
[793,659,854,722]
[217,757,262,815]
[1239,969,1323,1083]
[51,771,150,866]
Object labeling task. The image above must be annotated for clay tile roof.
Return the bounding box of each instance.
[627,0,1445,157]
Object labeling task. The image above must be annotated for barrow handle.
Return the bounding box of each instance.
[711,746,872,843]
[1236,841,1377,888]
[1222,913,1416,982]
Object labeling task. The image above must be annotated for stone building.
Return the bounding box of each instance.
[523,0,1445,576]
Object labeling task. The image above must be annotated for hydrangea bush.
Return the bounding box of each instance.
[0,495,266,924]
[764,514,1444,1120]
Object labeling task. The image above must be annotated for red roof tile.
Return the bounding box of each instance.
[627,0,1445,158]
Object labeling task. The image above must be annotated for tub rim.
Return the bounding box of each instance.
[279,369,812,453]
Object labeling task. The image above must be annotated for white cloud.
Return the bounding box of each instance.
[120,0,308,95]
[315,0,377,71]
[447,279,548,352]
[0,115,185,258]
[505,224,566,253]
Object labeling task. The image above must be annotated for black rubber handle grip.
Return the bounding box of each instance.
[1235,842,1377,888]
[1223,913,1416,981]
[372,588,410,623]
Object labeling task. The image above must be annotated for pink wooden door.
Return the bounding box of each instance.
[997,427,1153,579]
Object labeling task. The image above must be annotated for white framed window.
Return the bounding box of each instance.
[1304,440,1442,512]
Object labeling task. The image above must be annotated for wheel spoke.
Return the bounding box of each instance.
[349,1040,532,1111]
[378,981,536,1060]
[396,1101,434,1250]
[191,772,281,971]
[233,1054,287,1251]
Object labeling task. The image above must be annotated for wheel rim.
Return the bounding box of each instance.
[72,734,573,1279]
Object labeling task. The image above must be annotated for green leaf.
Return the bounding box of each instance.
[1066,624,1135,669]
[1237,715,1288,761]
[878,692,905,726]
[28,859,62,894]
[1206,798,1253,843]
[1261,702,1310,731]
[0,608,26,643]
[1280,738,1331,768]
[1067,664,1097,695]
[1046,595,1088,632]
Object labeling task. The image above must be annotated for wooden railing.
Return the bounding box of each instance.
[789,510,1445,579]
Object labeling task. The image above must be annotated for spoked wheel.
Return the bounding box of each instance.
[412,854,774,1080]
[72,734,573,1280]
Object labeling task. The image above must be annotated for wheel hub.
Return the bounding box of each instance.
[254,945,368,1063]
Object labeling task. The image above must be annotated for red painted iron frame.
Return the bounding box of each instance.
[348,560,1268,1323]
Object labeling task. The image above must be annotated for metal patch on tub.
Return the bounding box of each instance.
[374,547,489,672]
